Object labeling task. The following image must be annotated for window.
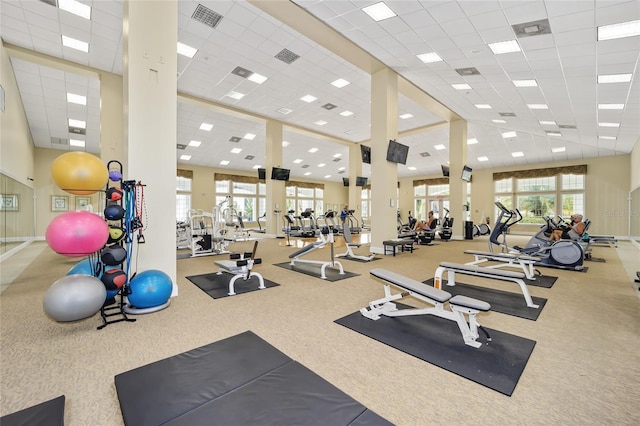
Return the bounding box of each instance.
[494,172,585,224]
[361,187,371,221]
[214,175,265,222]
[176,174,192,222]
[285,184,324,217]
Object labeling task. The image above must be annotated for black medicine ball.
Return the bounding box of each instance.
[106,187,123,201]
[104,204,125,220]
[101,269,127,290]
[101,245,127,266]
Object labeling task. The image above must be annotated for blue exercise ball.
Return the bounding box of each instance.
[43,274,106,322]
[127,270,172,309]
[67,258,95,275]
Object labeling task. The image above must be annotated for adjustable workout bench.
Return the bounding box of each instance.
[361,268,491,348]
[464,250,540,280]
[215,241,264,295]
[289,227,344,279]
[434,262,539,309]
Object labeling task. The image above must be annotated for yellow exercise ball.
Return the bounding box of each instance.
[51,152,108,195]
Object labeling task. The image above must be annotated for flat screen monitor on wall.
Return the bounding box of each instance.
[258,168,266,180]
[355,176,368,187]
[342,177,349,186]
[360,145,371,164]
[386,139,409,165]
[271,167,290,181]
[441,165,450,177]
[461,165,472,182]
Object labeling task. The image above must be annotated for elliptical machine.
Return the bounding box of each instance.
[473,216,491,237]
[490,202,584,271]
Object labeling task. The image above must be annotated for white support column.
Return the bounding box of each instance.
[449,119,468,240]
[370,68,399,252]
[348,144,362,216]
[265,120,285,235]
[123,0,178,294]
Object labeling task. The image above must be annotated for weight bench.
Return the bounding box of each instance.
[215,241,264,295]
[464,250,540,280]
[434,262,539,309]
[289,227,344,279]
[361,268,491,348]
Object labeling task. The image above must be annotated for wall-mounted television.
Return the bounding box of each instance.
[386,139,409,165]
[360,145,371,164]
[342,177,349,186]
[258,168,266,180]
[355,176,368,187]
[441,165,450,177]
[271,167,290,181]
[461,165,472,182]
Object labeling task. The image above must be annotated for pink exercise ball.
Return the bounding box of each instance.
[46,211,109,257]
[51,152,108,195]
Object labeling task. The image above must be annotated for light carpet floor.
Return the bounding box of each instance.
[1,236,639,425]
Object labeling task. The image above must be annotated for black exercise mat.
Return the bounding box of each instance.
[115,331,391,426]
[585,257,606,262]
[335,306,536,396]
[177,252,191,259]
[525,274,557,288]
[186,273,279,299]
[423,278,547,321]
[337,255,381,263]
[274,262,359,281]
[0,395,65,426]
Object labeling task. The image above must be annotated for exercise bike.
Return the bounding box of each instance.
[438,208,453,241]
[489,202,584,271]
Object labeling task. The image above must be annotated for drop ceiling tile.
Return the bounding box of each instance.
[501,1,548,23]
[427,1,467,23]
[595,1,640,25]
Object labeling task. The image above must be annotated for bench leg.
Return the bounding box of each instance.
[449,304,483,348]
[515,278,539,308]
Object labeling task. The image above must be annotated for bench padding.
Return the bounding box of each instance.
[439,262,525,279]
[370,268,451,303]
[449,295,491,311]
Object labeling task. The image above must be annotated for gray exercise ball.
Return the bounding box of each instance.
[43,274,106,322]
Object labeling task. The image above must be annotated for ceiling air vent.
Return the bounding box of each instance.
[51,137,68,145]
[275,48,300,64]
[244,155,255,160]
[177,144,187,150]
[513,19,551,38]
[499,112,516,117]
[301,165,309,168]
[455,67,480,76]
[420,152,431,157]
[231,66,253,78]
[558,124,577,129]
[229,136,241,143]
[338,170,345,174]
[39,0,57,7]
[192,4,223,29]
[322,103,337,110]
[332,157,341,162]
[69,126,86,135]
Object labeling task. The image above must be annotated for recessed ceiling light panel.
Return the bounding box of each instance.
[362,2,397,22]
[597,19,640,41]
[488,39,521,54]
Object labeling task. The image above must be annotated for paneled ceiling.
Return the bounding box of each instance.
[1,0,638,183]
